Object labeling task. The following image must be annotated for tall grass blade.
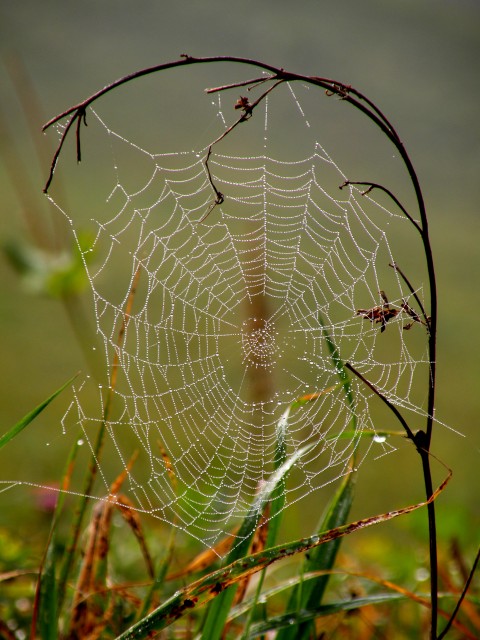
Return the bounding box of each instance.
[240,393,323,639]
[116,445,310,639]
[31,435,82,640]
[276,462,356,640]
[276,315,357,639]
[248,593,407,637]
[37,534,58,640]
[239,407,288,639]
[57,268,142,614]
[199,444,311,640]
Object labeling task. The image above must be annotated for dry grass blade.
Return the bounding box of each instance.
[289,385,340,410]
[233,507,270,608]
[0,620,17,640]
[106,265,141,406]
[68,502,104,638]
[114,494,155,580]
[157,438,177,496]
[56,267,143,616]
[337,569,478,639]
[68,451,150,638]
[167,528,239,581]
[108,450,138,495]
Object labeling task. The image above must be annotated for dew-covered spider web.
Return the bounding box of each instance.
[13,78,438,550]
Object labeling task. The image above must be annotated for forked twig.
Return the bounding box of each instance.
[199,78,284,223]
[345,363,416,442]
[340,179,422,234]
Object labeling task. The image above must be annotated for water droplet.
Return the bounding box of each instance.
[373,434,386,443]
[415,567,429,582]
[77,439,84,446]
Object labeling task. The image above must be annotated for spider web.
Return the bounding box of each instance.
[21,81,436,549]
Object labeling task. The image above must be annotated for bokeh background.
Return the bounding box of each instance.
[1,0,479,552]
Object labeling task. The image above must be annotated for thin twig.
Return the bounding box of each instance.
[205,75,273,94]
[345,363,416,442]
[437,544,480,640]
[340,180,422,234]
[389,261,431,333]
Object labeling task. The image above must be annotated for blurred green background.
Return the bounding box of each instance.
[0,0,479,549]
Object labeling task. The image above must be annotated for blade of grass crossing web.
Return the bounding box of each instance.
[243,319,356,639]
[239,405,289,639]
[0,374,76,450]
[319,313,354,408]
[199,444,312,640]
[276,463,357,640]
[115,472,450,640]
[276,316,357,640]
[267,405,288,543]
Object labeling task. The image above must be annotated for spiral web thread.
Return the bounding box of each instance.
[39,84,435,549]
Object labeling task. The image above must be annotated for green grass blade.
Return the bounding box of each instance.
[115,445,310,640]
[248,593,406,637]
[56,420,106,611]
[199,443,311,640]
[31,435,82,639]
[277,464,356,640]
[319,314,353,407]
[267,405,288,544]
[38,541,58,640]
[0,374,76,449]
[275,314,358,640]
[239,405,290,639]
